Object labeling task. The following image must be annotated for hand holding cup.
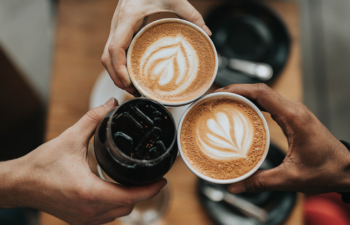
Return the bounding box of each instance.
[101,0,212,96]
[216,84,350,195]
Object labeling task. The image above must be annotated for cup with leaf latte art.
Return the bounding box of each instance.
[127,19,218,106]
[178,93,270,183]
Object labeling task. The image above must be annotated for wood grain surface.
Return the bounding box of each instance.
[41,1,303,224]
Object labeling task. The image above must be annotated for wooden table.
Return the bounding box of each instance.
[41,0,303,224]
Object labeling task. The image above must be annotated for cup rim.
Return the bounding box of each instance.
[126,18,218,107]
[106,97,177,164]
[177,92,270,184]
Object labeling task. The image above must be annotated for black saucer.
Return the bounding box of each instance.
[205,1,290,86]
[197,144,297,225]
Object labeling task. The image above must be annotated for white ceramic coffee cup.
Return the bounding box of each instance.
[126,18,218,107]
[177,92,270,184]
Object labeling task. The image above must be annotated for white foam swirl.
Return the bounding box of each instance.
[197,111,254,160]
[139,36,199,95]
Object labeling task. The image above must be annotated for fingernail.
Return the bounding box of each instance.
[202,25,212,36]
[104,98,116,110]
[230,185,245,194]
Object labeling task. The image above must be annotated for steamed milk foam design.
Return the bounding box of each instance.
[197,108,254,160]
[181,97,267,180]
[129,21,216,104]
[140,36,199,97]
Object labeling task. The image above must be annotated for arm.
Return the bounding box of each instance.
[0,159,23,208]
[101,0,212,96]
[215,84,350,195]
[0,98,166,225]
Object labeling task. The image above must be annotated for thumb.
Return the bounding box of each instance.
[169,0,212,36]
[72,98,118,141]
[227,165,294,194]
[92,177,167,205]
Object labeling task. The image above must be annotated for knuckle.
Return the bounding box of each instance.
[290,102,312,127]
[222,84,233,91]
[256,83,271,95]
[107,44,116,55]
[86,108,101,123]
[101,53,109,66]
[189,9,202,23]
[252,177,266,192]
[120,196,135,206]
[113,65,125,78]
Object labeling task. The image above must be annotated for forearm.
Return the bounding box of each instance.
[0,158,25,208]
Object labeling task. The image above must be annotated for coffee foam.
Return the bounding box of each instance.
[180,97,267,180]
[129,22,216,103]
[140,36,199,95]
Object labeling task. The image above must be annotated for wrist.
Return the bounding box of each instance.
[0,157,29,208]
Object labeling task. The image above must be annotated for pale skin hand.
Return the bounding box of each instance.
[215,84,350,195]
[0,98,167,225]
[101,0,212,96]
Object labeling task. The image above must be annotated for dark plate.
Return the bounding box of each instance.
[205,1,291,86]
[197,143,297,225]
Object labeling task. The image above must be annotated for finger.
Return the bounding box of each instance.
[227,165,296,193]
[102,49,125,88]
[108,39,131,89]
[101,51,139,96]
[92,178,167,206]
[72,98,118,141]
[101,1,128,91]
[108,18,144,90]
[169,0,212,36]
[215,83,296,123]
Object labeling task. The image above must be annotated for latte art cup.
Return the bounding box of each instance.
[178,92,270,184]
[127,18,218,107]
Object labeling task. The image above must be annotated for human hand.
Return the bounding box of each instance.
[5,98,166,225]
[101,0,212,96]
[215,84,350,195]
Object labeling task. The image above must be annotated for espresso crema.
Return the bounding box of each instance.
[180,97,267,180]
[128,21,216,104]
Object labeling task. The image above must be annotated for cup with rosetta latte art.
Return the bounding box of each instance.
[178,92,270,184]
[127,18,218,106]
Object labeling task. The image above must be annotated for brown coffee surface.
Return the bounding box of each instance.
[129,21,216,103]
[180,97,267,180]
